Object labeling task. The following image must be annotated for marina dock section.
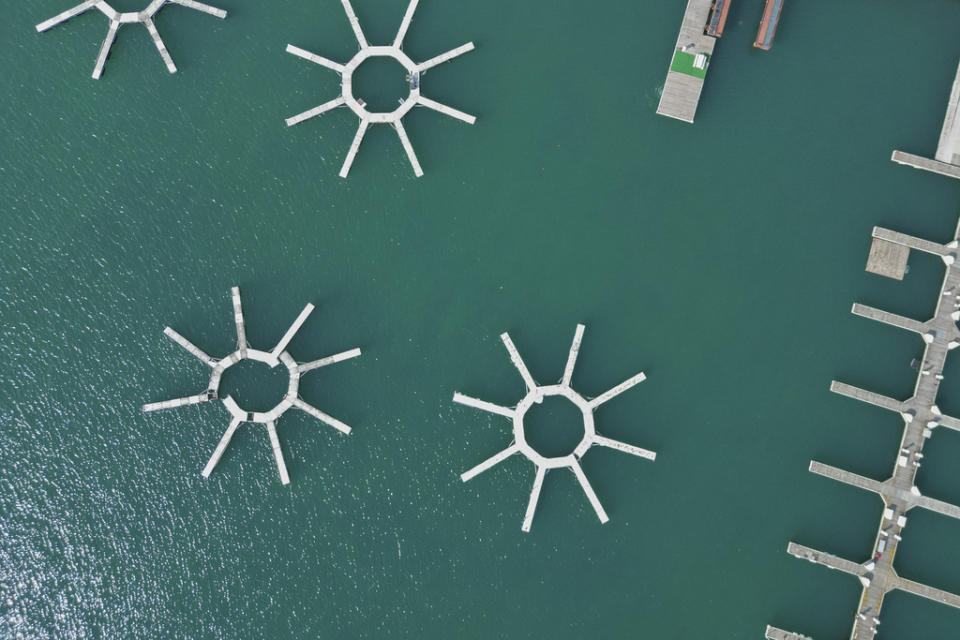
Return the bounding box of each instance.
[767,219,960,639]
[657,0,720,123]
[892,58,960,180]
[765,63,960,640]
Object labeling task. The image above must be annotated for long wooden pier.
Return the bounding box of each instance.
[36,0,226,79]
[657,0,718,123]
[892,58,960,181]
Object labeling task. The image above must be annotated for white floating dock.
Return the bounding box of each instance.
[285,0,475,177]
[454,324,657,531]
[36,0,226,79]
[143,287,362,485]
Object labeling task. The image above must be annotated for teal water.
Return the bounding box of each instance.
[2,0,960,638]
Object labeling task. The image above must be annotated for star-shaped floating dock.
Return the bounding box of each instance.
[143,287,361,485]
[285,0,476,177]
[454,324,657,531]
[36,0,226,79]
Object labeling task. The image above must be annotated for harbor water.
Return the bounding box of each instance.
[1,0,960,637]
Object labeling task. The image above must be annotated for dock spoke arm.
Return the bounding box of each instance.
[588,372,646,409]
[417,96,476,124]
[461,444,519,482]
[561,324,585,386]
[266,421,290,485]
[285,45,345,73]
[286,97,346,127]
[393,120,423,177]
[271,304,314,360]
[292,398,352,434]
[170,0,227,19]
[452,392,515,418]
[416,43,474,73]
[142,393,210,413]
[340,0,368,49]
[92,19,120,80]
[592,435,656,461]
[144,18,177,73]
[571,462,608,523]
[521,466,546,532]
[340,120,369,178]
[230,287,247,351]
[202,418,242,477]
[164,327,215,366]
[298,347,361,374]
[393,0,419,47]
[500,333,538,393]
[36,0,98,32]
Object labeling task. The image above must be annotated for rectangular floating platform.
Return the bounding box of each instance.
[866,236,910,280]
[765,627,812,640]
[657,0,717,123]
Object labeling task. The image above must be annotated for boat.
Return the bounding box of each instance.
[754,0,784,50]
[705,0,731,38]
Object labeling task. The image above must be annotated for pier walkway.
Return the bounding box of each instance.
[892,58,960,180]
[657,0,717,123]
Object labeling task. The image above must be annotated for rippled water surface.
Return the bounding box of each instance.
[2,1,960,638]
